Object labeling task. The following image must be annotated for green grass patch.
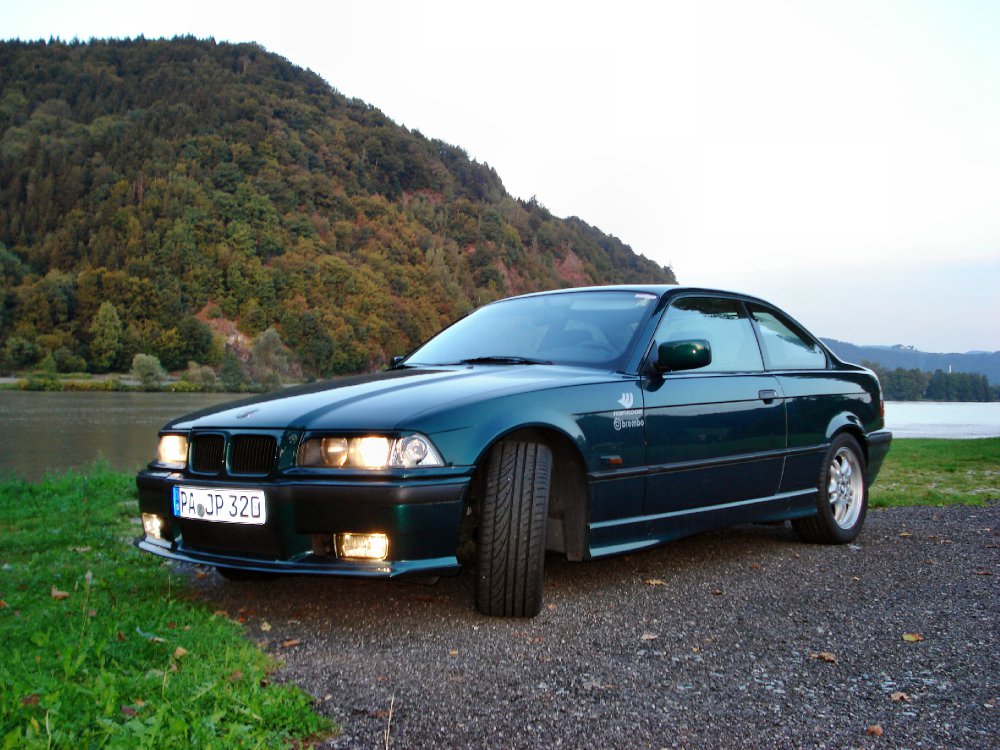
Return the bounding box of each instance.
[869,437,1000,508]
[0,467,333,748]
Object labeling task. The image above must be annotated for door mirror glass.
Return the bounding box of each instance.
[656,339,712,372]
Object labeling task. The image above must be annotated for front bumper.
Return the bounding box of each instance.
[135,467,472,578]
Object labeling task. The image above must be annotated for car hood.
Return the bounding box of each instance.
[164,366,617,432]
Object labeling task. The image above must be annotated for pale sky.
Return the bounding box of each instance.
[3,0,999,353]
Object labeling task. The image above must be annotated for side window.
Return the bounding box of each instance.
[652,297,763,372]
[748,304,827,370]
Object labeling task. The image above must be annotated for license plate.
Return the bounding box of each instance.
[172,486,267,525]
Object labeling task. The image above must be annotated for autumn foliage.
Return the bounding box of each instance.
[0,37,675,378]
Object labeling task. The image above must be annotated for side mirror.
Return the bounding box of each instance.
[655,339,711,372]
[389,355,406,369]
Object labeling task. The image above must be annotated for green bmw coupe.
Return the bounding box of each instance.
[136,286,891,617]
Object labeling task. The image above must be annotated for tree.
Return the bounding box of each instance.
[250,327,291,390]
[89,301,123,371]
[219,350,247,391]
[53,346,87,373]
[291,311,333,376]
[1,335,37,370]
[881,367,929,401]
[177,315,215,364]
[131,353,166,390]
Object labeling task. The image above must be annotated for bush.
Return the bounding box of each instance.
[53,346,88,373]
[179,361,218,391]
[38,352,57,373]
[130,353,167,390]
[62,378,123,392]
[170,379,202,393]
[18,374,62,391]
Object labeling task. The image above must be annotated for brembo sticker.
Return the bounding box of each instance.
[613,392,644,431]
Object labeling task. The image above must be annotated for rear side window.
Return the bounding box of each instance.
[748,304,827,370]
[652,297,763,372]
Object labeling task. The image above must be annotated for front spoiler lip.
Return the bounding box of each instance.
[135,538,461,578]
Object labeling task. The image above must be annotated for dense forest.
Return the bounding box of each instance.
[0,37,675,379]
[862,362,997,402]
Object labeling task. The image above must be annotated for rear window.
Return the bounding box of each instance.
[748,304,827,370]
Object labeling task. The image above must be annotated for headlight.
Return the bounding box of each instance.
[389,435,438,467]
[298,434,444,469]
[351,437,392,468]
[156,434,188,467]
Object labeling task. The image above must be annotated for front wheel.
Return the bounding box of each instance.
[792,434,868,544]
[475,439,552,617]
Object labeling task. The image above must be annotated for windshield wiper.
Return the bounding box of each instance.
[458,356,553,366]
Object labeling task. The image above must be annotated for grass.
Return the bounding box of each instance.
[869,437,1000,508]
[0,466,332,749]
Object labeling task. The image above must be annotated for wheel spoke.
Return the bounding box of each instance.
[794,437,868,543]
[827,445,865,531]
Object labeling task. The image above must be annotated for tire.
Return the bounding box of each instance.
[792,434,868,544]
[216,566,278,582]
[475,439,552,617]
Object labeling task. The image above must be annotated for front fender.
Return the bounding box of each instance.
[426,395,588,469]
[416,379,642,474]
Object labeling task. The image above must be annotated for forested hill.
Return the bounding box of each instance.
[823,339,1000,386]
[0,37,675,377]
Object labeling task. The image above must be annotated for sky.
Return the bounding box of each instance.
[3,0,999,353]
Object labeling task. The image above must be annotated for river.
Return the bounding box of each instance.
[884,400,1000,439]
[0,391,998,481]
[0,391,237,482]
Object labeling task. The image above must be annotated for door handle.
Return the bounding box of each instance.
[758,389,778,403]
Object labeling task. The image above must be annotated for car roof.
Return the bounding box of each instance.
[507,284,778,308]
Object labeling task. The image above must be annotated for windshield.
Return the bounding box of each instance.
[406,290,659,370]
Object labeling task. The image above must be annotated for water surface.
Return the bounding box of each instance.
[0,391,238,481]
[885,401,1000,439]
[1,392,997,481]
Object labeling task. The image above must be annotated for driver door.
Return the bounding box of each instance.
[642,296,786,517]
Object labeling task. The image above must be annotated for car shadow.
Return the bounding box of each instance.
[186,521,807,631]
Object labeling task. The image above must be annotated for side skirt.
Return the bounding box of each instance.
[585,489,818,559]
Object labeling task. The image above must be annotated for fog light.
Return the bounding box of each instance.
[142,513,165,540]
[336,533,389,561]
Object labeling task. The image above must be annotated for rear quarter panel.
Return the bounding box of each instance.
[776,370,883,492]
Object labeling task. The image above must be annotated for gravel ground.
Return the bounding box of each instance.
[193,503,999,749]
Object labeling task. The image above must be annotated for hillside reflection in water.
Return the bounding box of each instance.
[0,391,238,481]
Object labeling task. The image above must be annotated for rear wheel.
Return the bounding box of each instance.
[792,434,868,544]
[475,439,552,617]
